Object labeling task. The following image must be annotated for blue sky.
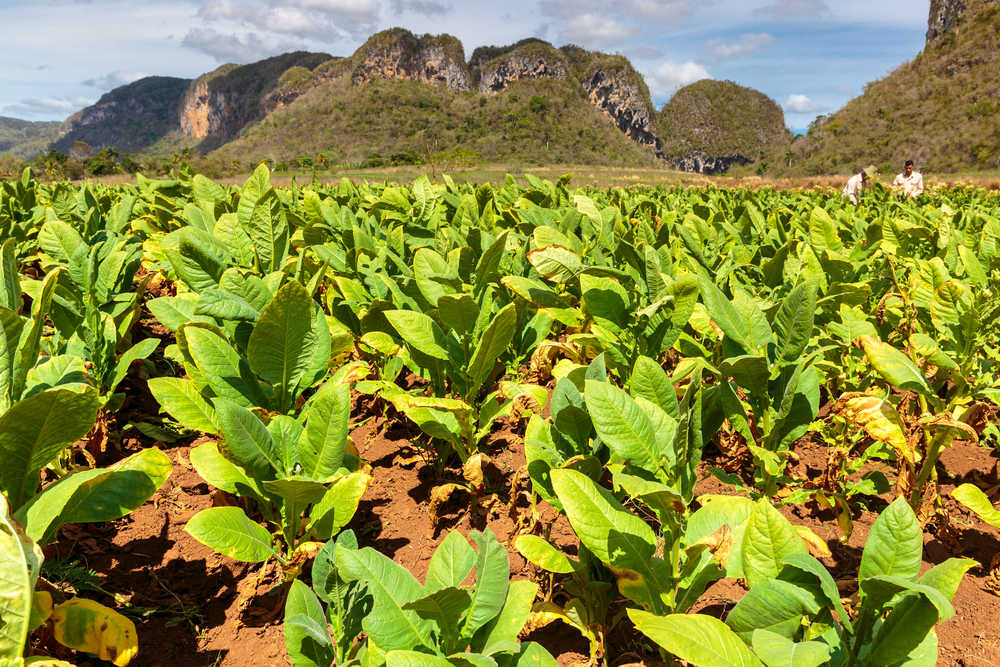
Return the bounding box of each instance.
[0,0,930,133]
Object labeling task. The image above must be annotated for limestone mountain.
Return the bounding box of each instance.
[12,28,790,172]
[0,117,62,159]
[790,0,1000,174]
[655,80,791,174]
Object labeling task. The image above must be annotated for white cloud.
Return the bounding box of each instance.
[82,71,149,91]
[181,27,304,62]
[784,93,821,112]
[2,96,94,119]
[559,13,633,45]
[705,33,773,59]
[754,0,830,20]
[646,61,711,98]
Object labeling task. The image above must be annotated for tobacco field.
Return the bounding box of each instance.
[3,165,1000,666]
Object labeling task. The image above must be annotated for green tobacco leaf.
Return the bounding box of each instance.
[772,280,818,364]
[185,507,275,562]
[584,379,662,474]
[0,239,20,311]
[953,483,1000,529]
[551,468,671,613]
[109,337,159,393]
[459,529,510,642]
[247,281,316,412]
[513,535,574,574]
[404,586,471,648]
[189,441,262,498]
[284,579,335,667]
[385,309,454,361]
[750,629,830,667]
[918,558,975,601]
[685,496,754,578]
[214,398,281,480]
[628,356,679,418]
[526,245,582,284]
[425,530,477,592]
[467,304,517,397]
[180,323,258,407]
[299,380,350,479]
[866,594,940,666]
[305,472,370,541]
[334,544,432,651]
[628,610,764,667]
[471,579,538,654]
[742,500,808,588]
[697,274,754,354]
[859,336,931,395]
[581,274,630,330]
[148,377,218,434]
[17,448,170,544]
[385,652,451,667]
[0,493,42,659]
[0,387,100,509]
[726,579,819,641]
[859,497,922,583]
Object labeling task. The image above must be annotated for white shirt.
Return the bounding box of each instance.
[893,171,924,198]
[842,173,866,205]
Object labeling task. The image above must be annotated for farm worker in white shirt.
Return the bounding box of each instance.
[843,166,877,205]
[893,160,924,199]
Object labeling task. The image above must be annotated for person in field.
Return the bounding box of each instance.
[843,166,877,205]
[893,160,924,199]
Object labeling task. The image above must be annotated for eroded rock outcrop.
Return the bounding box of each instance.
[582,66,661,149]
[179,51,330,143]
[476,43,569,93]
[352,29,470,91]
[673,153,751,174]
[927,0,968,43]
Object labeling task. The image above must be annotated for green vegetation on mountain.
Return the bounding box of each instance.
[211,74,659,168]
[656,80,791,169]
[790,0,1000,174]
[0,116,61,159]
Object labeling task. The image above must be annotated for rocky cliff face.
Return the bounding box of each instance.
[352,30,470,91]
[927,0,968,43]
[477,46,569,93]
[178,52,330,144]
[52,76,191,154]
[673,153,751,174]
[582,67,661,150]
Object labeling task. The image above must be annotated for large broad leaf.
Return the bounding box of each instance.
[859,497,922,583]
[147,377,218,434]
[385,309,454,361]
[0,387,100,509]
[246,190,290,273]
[0,239,19,311]
[772,280,818,364]
[580,274,630,331]
[726,579,819,641]
[284,579,335,667]
[685,496,755,578]
[185,507,275,562]
[50,598,137,667]
[513,535,574,574]
[299,381,350,479]
[425,530,477,592]
[459,529,510,642]
[334,544,433,651]
[16,448,170,544]
[247,281,317,412]
[188,441,263,499]
[750,629,830,667]
[859,336,931,395]
[697,274,755,354]
[628,610,764,667]
[13,268,61,405]
[526,245,582,284]
[0,493,42,659]
[466,304,517,398]
[179,323,260,407]
[0,308,25,410]
[214,398,281,480]
[305,472,371,541]
[628,356,679,418]
[470,579,538,654]
[866,593,941,666]
[742,500,808,588]
[952,483,1000,529]
[583,379,663,475]
[109,337,160,393]
[550,468,671,613]
[38,220,84,264]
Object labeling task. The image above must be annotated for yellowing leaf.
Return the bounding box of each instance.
[51,598,138,666]
[834,393,911,464]
[795,525,832,558]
